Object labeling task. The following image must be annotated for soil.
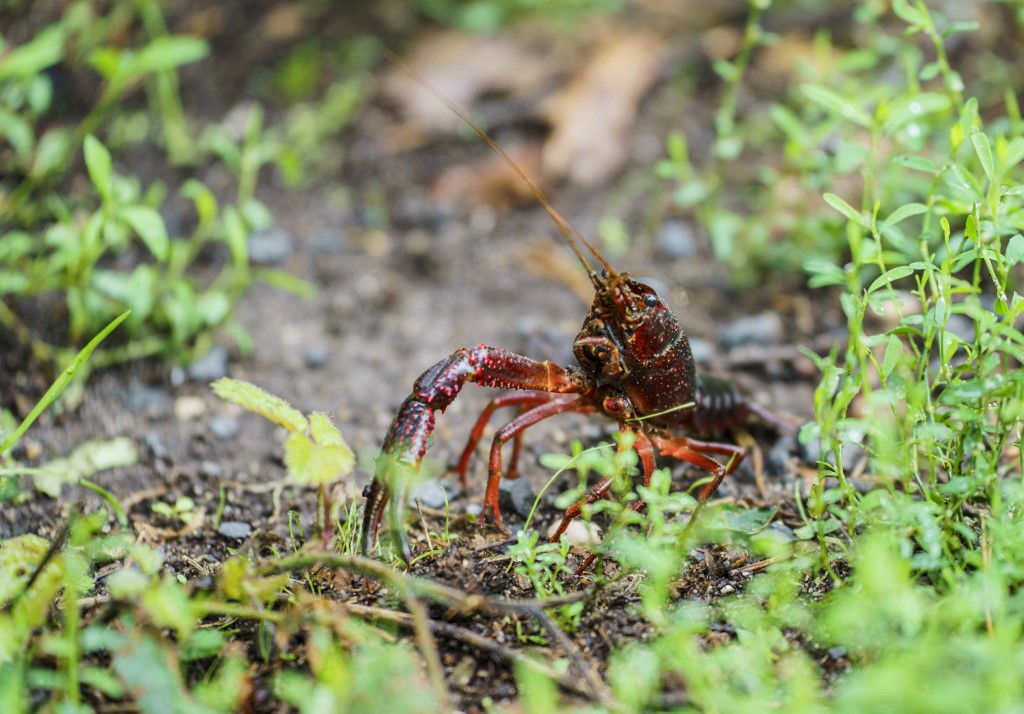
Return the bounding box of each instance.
[0,3,859,712]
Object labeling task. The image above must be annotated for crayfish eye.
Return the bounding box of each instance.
[644,294,658,308]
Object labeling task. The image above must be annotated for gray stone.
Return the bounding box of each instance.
[717,312,782,350]
[208,413,239,441]
[248,227,293,265]
[657,218,698,259]
[498,478,537,519]
[187,346,229,382]
[304,342,329,369]
[411,478,463,510]
[687,337,716,364]
[218,521,253,540]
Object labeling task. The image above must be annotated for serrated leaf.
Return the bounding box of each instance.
[83,135,113,201]
[120,205,169,261]
[32,437,139,497]
[211,378,307,433]
[309,412,343,447]
[823,193,867,227]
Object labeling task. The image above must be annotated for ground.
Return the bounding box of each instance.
[1,3,849,711]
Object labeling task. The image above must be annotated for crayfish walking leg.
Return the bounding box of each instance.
[360,345,584,561]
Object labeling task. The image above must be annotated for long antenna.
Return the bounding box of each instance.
[382,47,618,285]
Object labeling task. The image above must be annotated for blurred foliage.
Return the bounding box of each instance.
[412,0,625,32]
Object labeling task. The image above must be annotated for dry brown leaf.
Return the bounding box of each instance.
[380,29,565,137]
[260,3,307,43]
[431,140,544,210]
[542,31,667,186]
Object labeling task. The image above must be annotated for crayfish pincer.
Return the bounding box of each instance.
[360,55,785,562]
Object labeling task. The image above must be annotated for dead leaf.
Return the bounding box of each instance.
[431,140,544,210]
[380,29,566,142]
[260,4,307,43]
[542,31,667,185]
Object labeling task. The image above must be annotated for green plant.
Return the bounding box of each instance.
[0,3,316,370]
[151,496,196,525]
[211,378,356,541]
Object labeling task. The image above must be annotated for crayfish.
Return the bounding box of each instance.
[361,57,787,563]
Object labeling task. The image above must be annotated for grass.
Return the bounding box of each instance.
[2,0,1024,712]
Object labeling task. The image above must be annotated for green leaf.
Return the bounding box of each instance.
[210,378,307,434]
[823,193,866,227]
[30,128,72,178]
[893,154,939,173]
[0,25,65,79]
[84,135,113,201]
[1006,234,1024,266]
[881,203,928,228]
[892,0,924,25]
[868,265,915,295]
[882,93,951,134]
[0,109,34,162]
[720,507,777,534]
[801,84,874,129]
[31,437,139,498]
[0,312,129,457]
[881,334,903,377]
[119,205,169,261]
[131,36,209,75]
[804,259,846,288]
[944,164,984,203]
[971,129,994,180]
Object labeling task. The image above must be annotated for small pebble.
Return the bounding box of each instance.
[187,346,229,382]
[828,646,848,660]
[765,521,796,543]
[719,584,735,595]
[174,396,207,422]
[208,413,239,441]
[498,478,537,519]
[304,343,329,369]
[411,478,462,510]
[120,382,172,418]
[199,461,222,478]
[311,229,346,255]
[217,521,253,540]
[465,503,483,518]
[657,218,698,259]
[547,519,601,546]
[766,435,796,477]
[717,312,782,350]
[688,337,716,364]
[248,227,293,265]
[144,432,169,460]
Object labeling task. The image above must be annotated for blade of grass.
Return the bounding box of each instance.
[0,311,130,458]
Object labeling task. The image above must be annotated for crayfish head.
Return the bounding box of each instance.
[597,270,660,329]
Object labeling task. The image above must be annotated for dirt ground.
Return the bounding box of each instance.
[0,3,852,710]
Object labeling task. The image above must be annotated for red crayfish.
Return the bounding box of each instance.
[361,59,787,563]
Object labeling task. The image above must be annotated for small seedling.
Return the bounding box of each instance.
[211,378,355,543]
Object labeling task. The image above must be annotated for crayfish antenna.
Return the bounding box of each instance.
[382,47,619,290]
